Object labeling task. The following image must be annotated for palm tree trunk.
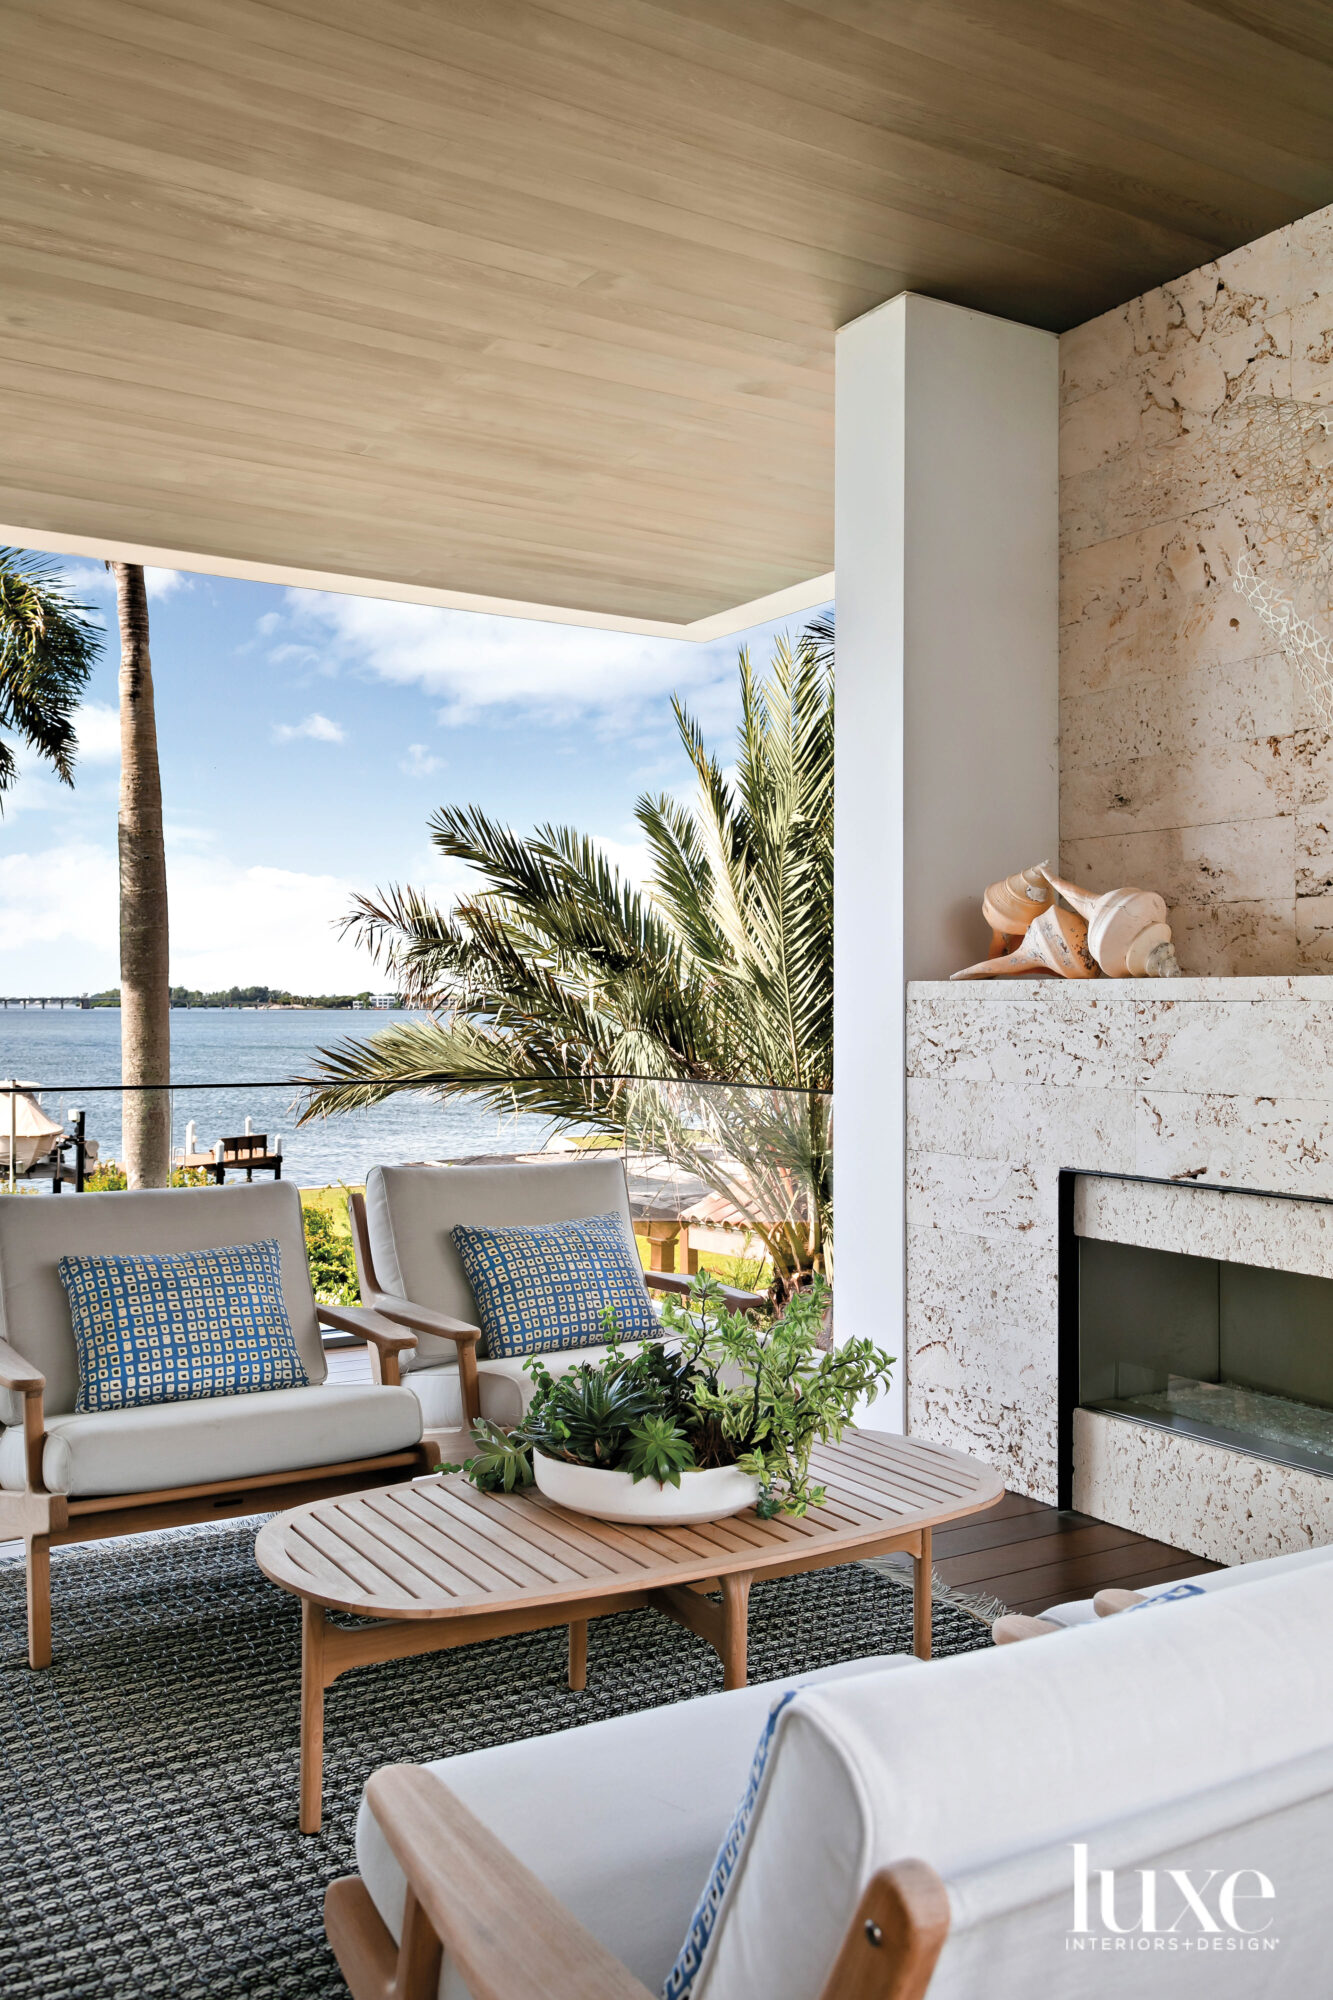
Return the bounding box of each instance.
[114,563,171,1188]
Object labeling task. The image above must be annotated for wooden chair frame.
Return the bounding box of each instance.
[325,1766,951,2000]
[347,1186,766,1428]
[0,1301,440,1670]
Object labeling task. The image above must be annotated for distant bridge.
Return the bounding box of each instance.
[0,996,92,1010]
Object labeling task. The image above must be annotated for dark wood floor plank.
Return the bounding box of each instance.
[925,1489,1221,1614]
[972,1539,1220,1611]
[973,1490,1052,1521]
[1002,1557,1219,1618]
[937,1522,1162,1587]
[933,1508,1106,1560]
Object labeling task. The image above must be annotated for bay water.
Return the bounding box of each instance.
[0,1008,558,1187]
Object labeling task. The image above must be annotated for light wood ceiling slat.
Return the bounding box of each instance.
[0,0,1329,625]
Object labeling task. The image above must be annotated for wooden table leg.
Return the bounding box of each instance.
[720,1571,753,1690]
[300,1598,328,1835]
[568,1617,587,1692]
[913,1528,933,1661]
[25,1534,51,1670]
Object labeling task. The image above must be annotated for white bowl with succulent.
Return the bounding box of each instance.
[447,1274,894,1527]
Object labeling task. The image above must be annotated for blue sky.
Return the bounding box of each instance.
[0,552,827,993]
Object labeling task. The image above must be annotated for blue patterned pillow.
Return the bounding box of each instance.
[451,1211,655,1359]
[59,1238,309,1413]
[663,1689,798,1999]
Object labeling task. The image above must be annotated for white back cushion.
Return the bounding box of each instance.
[363,1158,638,1367]
[695,1563,1333,1999]
[0,1179,324,1416]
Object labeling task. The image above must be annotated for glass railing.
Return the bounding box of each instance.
[0,1063,831,1304]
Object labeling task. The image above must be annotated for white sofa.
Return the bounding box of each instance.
[0,1179,433,1666]
[349,1157,763,1433]
[329,1545,1333,1998]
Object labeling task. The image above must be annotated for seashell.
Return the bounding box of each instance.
[980,865,1055,957]
[1038,868,1181,979]
[951,904,1099,981]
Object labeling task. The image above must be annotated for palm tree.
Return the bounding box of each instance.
[113,564,171,1188]
[300,618,833,1296]
[0,548,100,801]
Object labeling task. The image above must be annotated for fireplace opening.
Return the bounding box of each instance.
[1076,1236,1333,1478]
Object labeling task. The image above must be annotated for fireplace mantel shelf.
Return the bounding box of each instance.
[909,976,1333,1001]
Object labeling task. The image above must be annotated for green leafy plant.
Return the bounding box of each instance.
[83,1162,212,1191]
[301,1196,360,1305]
[450,1272,894,1517]
[620,1413,695,1488]
[452,1419,535,1493]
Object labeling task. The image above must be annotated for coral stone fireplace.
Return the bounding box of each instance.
[1061,1171,1333,1499]
[906,978,1333,1564]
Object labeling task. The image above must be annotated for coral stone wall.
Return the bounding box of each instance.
[1059,202,1333,974]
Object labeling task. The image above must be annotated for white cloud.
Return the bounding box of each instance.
[0,826,653,995]
[167,856,368,989]
[269,591,745,735]
[0,838,375,991]
[272,712,345,745]
[72,703,120,764]
[401,743,445,778]
[0,841,119,963]
[593,837,652,889]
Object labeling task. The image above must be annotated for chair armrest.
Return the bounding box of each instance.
[355,1765,656,2000]
[0,1339,47,1492]
[364,1294,483,1346]
[317,1303,418,1355]
[645,1270,767,1312]
[0,1338,44,1394]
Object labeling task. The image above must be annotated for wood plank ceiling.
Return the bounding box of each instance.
[1,0,1331,625]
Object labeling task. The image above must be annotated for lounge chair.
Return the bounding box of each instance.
[348,1157,764,1434]
[0,1179,436,1667]
[328,1548,1333,1998]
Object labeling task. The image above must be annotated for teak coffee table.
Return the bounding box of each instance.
[255,1428,1002,1831]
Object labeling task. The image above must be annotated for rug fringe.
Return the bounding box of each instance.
[859,1552,1009,1627]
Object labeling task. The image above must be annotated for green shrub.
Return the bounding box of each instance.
[84,1163,211,1191]
[302,1197,360,1305]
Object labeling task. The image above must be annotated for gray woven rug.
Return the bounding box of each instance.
[0,1519,992,1999]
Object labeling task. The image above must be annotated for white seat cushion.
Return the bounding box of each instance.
[408,1344,645,1431]
[0,1382,422,1496]
[356,1653,919,2000]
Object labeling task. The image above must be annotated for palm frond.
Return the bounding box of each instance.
[0,549,102,796]
[299,613,835,1278]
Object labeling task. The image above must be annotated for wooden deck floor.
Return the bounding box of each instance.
[935,1489,1220,1617]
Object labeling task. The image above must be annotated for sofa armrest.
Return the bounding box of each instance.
[644,1270,767,1312]
[334,1765,655,2000]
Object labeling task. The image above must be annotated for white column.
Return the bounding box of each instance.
[833,294,1058,1430]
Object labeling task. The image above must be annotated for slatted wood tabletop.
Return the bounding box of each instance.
[255,1429,1002,1832]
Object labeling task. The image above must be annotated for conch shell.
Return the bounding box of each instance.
[980,866,1056,958]
[1038,868,1180,979]
[951,903,1098,981]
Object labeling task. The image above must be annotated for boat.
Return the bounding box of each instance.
[0,1082,67,1174]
